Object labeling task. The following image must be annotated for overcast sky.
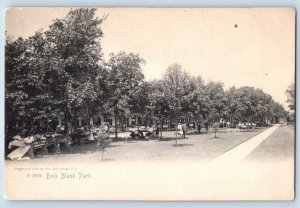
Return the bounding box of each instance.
[6,8,295,109]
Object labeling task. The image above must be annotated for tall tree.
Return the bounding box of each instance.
[44,8,106,136]
[187,76,206,122]
[162,64,193,122]
[104,52,145,139]
[148,79,170,140]
[204,81,226,124]
[5,32,53,134]
[128,81,150,131]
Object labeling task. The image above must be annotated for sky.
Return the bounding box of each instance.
[5,8,295,109]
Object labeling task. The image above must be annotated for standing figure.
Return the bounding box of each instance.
[102,122,109,133]
[130,130,135,140]
[197,122,201,134]
[96,122,111,160]
[204,121,209,134]
[177,123,182,136]
[182,123,187,138]
[153,124,159,137]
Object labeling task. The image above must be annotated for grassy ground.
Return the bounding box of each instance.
[5,125,295,200]
[30,127,267,163]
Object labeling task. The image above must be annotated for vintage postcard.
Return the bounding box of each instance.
[4,7,295,200]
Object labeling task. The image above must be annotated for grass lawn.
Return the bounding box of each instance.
[28,127,268,163]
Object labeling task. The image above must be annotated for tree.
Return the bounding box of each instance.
[269,101,287,123]
[223,86,239,124]
[6,37,29,134]
[235,87,257,122]
[253,89,272,125]
[162,63,194,143]
[5,32,54,135]
[187,75,206,122]
[44,8,106,136]
[148,79,170,140]
[104,52,145,140]
[204,81,226,124]
[223,86,287,126]
[285,83,295,111]
[128,82,151,132]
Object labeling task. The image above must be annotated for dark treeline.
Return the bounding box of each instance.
[5,8,288,139]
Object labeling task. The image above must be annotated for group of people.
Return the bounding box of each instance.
[236,122,256,129]
[130,124,159,140]
[177,121,210,137]
[177,123,188,138]
[196,121,209,134]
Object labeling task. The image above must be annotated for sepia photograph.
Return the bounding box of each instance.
[4,7,295,200]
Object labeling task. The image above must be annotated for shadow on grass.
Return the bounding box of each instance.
[209,136,224,139]
[172,143,194,147]
[124,140,137,143]
[161,137,189,141]
[113,138,153,143]
[56,142,121,155]
[99,158,115,162]
[121,139,153,143]
[106,144,122,148]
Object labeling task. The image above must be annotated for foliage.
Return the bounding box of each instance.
[5,9,289,137]
[285,83,295,111]
[104,52,145,138]
[6,8,106,134]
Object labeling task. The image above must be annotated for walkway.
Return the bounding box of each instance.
[210,124,281,167]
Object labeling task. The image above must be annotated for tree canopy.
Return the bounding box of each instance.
[285,83,295,111]
[5,8,289,138]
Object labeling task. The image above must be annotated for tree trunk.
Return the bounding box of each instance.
[215,127,217,138]
[175,120,178,145]
[114,108,118,141]
[64,107,72,151]
[160,115,163,141]
[121,117,125,131]
[125,116,128,142]
[64,107,69,136]
[73,110,78,132]
[137,113,140,132]
[87,104,91,130]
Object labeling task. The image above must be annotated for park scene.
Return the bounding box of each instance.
[4,7,295,200]
[5,8,294,162]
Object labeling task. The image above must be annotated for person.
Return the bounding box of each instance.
[219,118,224,128]
[102,122,109,133]
[146,126,152,139]
[145,130,151,139]
[204,121,209,134]
[88,130,94,141]
[138,130,144,138]
[152,124,159,137]
[196,122,201,134]
[177,123,182,136]
[182,123,187,138]
[130,130,135,140]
